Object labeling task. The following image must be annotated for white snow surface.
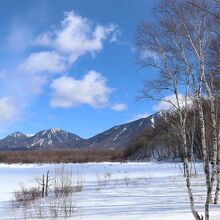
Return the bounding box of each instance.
[0,162,220,220]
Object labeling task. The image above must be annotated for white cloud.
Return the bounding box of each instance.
[0,97,19,122]
[50,71,112,108]
[20,51,67,75]
[19,11,118,97]
[153,94,192,111]
[111,103,127,111]
[34,11,117,64]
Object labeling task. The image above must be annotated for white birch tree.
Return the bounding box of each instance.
[135,0,220,219]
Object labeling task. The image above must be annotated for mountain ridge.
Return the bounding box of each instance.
[0,112,162,151]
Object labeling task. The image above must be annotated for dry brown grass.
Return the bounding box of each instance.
[0,149,125,164]
[13,184,41,207]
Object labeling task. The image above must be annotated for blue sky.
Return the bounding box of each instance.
[0,0,163,138]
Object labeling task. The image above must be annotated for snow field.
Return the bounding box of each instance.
[0,162,219,219]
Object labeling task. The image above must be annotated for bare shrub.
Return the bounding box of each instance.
[11,166,81,219]
[54,166,83,197]
[74,171,84,192]
[13,184,41,207]
[48,196,74,219]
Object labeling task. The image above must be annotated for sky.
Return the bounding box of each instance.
[0,0,166,139]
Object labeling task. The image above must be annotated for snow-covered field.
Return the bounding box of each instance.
[0,162,220,220]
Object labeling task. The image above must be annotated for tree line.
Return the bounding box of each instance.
[135,0,220,219]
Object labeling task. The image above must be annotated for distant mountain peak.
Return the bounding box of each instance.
[49,128,61,132]
[27,127,84,149]
[2,132,28,149]
[9,131,26,138]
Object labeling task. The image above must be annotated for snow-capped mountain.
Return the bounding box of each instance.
[0,128,85,150]
[86,112,161,149]
[6,131,27,140]
[26,128,84,149]
[0,132,28,150]
[0,112,162,150]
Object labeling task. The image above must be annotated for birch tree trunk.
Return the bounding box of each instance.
[197,58,211,220]
[214,132,220,204]
[182,131,203,220]
[200,63,218,204]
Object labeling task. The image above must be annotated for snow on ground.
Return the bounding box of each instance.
[0,162,220,220]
